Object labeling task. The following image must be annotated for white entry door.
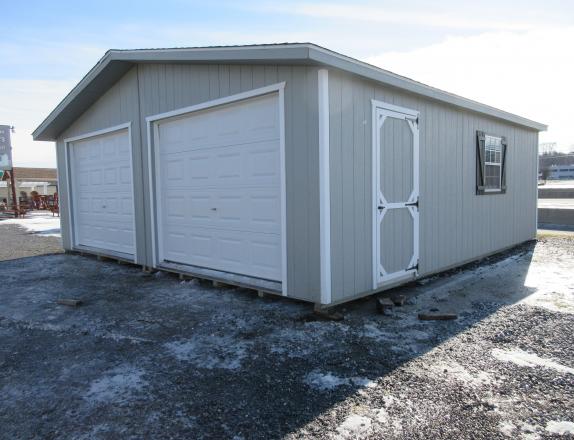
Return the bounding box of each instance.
[155,93,282,281]
[68,127,135,257]
[372,101,420,287]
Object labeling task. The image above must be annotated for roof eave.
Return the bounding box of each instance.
[307,46,547,132]
[32,45,315,141]
[32,43,547,141]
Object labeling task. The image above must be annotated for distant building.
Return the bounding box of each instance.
[0,167,58,202]
[540,164,574,180]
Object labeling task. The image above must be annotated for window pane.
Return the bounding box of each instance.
[485,164,501,189]
[485,135,502,165]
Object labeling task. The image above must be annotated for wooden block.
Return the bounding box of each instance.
[313,307,344,321]
[376,297,394,314]
[418,313,458,321]
[57,298,83,307]
[391,294,406,306]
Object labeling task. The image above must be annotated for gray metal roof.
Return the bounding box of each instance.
[32,43,547,141]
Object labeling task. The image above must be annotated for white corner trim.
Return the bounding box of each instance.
[146,121,158,268]
[371,100,379,289]
[535,140,539,232]
[145,82,286,123]
[278,87,288,296]
[318,69,332,305]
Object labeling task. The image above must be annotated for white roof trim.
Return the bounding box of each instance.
[32,43,547,141]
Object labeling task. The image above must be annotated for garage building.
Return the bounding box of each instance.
[33,44,546,307]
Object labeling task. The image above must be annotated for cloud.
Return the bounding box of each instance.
[0,79,75,167]
[259,2,551,31]
[366,27,574,151]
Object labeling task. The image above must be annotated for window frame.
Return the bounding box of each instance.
[483,134,503,192]
[476,130,508,196]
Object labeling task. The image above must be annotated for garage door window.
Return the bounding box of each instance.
[476,131,507,195]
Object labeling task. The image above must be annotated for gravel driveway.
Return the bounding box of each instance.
[0,215,62,261]
[0,230,572,439]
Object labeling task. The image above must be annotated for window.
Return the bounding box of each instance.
[484,135,502,191]
[476,131,507,195]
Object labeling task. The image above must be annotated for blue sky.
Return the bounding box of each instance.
[1,0,573,166]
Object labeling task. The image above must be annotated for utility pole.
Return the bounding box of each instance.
[9,169,17,217]
[0,125,15,216]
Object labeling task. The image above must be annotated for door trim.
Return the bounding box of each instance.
[64,122,137,263]
[371,99,420,289]
[146,82,288,295]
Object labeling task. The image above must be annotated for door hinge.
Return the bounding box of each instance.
[377,205,385,210]
[406,261,419,272]
[405,198,419,208]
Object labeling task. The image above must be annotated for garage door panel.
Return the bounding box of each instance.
[162,189,280,235]
[70,128,135,257]
[162,227,281,280]
[160,140,279,191]
[158,95,279,155]
[158,93,282,281]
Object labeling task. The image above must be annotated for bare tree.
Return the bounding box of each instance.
[539,166,551,184]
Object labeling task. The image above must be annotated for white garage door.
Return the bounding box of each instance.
[156,93,282,281]
[69,128,135,257]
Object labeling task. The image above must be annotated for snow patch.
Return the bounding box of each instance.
[522,262,574,313]
[492,348,574,375]
[85,365,147,404]
[180,278,200,287]
[1,211,61,237]
[546,421,574,435]
[304,371,376,391]
[165,335,250,370]
[425,361,493,387]
[335,414,372,439]
[499,421,516,436]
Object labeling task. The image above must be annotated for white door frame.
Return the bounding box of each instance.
[371,100,420,289]
[145,82,288,295]
[64,122,137,262]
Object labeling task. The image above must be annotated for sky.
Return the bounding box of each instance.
[1,0,573,167]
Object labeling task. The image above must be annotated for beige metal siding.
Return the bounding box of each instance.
[329,70,538,303]
[56,64,321,302]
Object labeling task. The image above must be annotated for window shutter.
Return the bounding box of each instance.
[500,136,507,193]
[476,131,486,194]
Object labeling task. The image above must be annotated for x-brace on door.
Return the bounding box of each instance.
[372,101,420,288]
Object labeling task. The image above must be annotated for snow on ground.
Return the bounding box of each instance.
[492,348,574,375]
[165,335,251,370]
[85,365,148,404]
[304,371,376,391]
[546,421,574,435]
[0,211,61,237]
[335,414,372,439]
[0,234,572,438]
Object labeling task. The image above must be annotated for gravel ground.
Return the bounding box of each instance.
[0,231,573,439]
[0,223,62,261]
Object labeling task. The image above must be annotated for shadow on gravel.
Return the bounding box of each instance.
[0,242,539,439]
